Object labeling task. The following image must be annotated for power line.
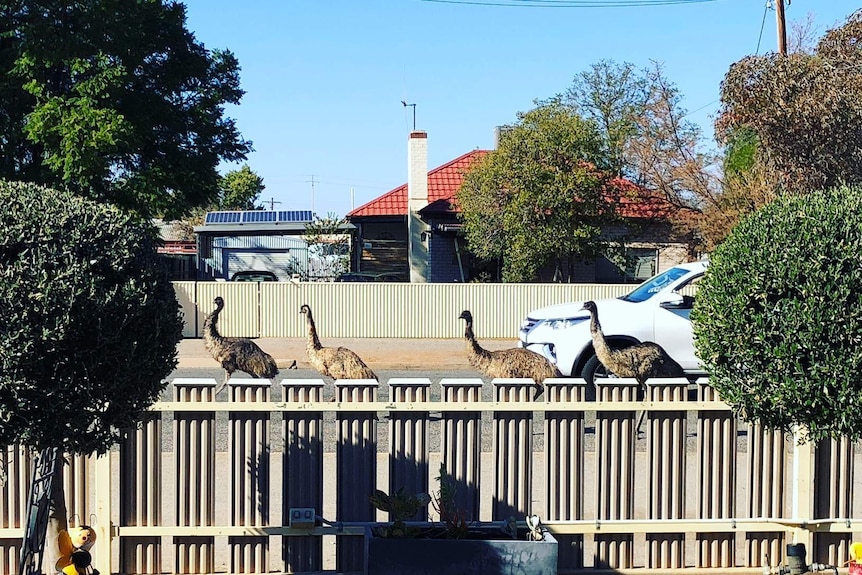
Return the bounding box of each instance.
[756,0,769,55]
[421,0,716,6]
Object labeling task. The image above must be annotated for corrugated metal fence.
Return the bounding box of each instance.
[173,282,636,339]
[3,377,859,575]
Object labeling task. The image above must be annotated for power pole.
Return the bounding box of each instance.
[265,197,281,210]
[776,0,788,55]
[306,175,317,214]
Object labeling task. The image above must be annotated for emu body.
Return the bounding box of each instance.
[459,310,559,399]
[300,304,377,381]
[580,300,684,387]
[204,296,281,392]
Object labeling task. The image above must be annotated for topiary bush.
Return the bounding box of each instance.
[692,184,862,442]
[0,181,183,454]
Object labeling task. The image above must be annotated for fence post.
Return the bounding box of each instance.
[0,446,29,572]
[173,378,216,574]
[646,378,689,569]
[813,437,853,566]
[594,378,638,569]
[696,379,737,568]
[228,379,272,573]
[439,379,484,521]
[119,412,162,574]
[745,423,787,568]
[93,453,112,575]
[282,379,325,573]
[492,379,535,520]
[389,378,432,520]
[335,379,378,573]
[545,377,587,570]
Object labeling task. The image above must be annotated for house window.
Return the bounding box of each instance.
[596,248,657,283]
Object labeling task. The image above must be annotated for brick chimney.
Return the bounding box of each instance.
[407,131,429,283]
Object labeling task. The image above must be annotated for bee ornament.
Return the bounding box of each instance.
[56,525,99,575]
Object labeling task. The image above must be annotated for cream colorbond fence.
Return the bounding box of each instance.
[173,282,637,339]
[2,377,859,575]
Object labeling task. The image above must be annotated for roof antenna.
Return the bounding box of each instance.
[401,100,416,131]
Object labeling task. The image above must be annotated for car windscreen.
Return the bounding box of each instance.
[619,266,691,303]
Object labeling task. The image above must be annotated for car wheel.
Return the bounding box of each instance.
[581,353,647,401]
[581,354,612,386]
[579,354,611,401]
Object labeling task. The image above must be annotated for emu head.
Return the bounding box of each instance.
[458,310,473,323]
[580,301,597,314]
[214,296,225,310]
[300,304,311,315]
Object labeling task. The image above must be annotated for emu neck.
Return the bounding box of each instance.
[463,321,491,368]
[305,312,323,351]
[589,312,614,365]
[203,307,224,345]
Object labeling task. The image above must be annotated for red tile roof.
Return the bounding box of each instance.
[347,150,487,218]
[347,149,683,221]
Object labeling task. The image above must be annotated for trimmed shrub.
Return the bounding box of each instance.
[0,181,183,454]
[692,185,862,442]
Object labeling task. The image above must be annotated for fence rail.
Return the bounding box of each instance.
[2,376,858,575]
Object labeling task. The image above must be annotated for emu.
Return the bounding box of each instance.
[204,296,283,393]
[581,300,684,431]
[459,309,559,399]
[300,304,377,382]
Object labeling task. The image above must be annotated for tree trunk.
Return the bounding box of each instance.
[44,452,68,575]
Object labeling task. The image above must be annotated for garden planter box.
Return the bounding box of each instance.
[364,526,558,575]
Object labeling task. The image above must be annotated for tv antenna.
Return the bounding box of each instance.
[401,100,416,131]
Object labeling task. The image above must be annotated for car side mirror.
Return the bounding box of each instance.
[659,292,686,309]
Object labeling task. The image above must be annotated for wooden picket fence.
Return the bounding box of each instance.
[0,376,859,575]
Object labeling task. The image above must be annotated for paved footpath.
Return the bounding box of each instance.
[176,337,518,370]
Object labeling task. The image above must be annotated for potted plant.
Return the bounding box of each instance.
[364,465,558,575]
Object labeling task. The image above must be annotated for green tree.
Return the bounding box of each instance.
[457,102,614,282]
[219,164,265,210]
[692,185,862,442]
[0,180,183,562]
[0,0,251,218]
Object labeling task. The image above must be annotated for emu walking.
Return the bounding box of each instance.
[300,304,377,382]
[459,310,559,399]
[580,300,683,430]
[204,296,283,392]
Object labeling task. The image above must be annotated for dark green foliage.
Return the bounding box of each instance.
[692,185,862,442]
[0,0,250,218]
[0,180,183,454]
[369,487,431,538]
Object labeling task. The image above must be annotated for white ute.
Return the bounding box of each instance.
[518,261,708,387]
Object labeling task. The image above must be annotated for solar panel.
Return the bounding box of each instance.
[204,210,314,225]
[242,211,277,223]
[278,210,314,222]
[205,211,241,224]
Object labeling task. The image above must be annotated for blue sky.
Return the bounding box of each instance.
[181,0,859,218]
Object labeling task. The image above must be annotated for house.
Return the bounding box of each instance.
[347,132,484,283]
[346,131,695,283]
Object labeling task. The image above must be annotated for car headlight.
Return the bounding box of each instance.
[543,317,588,330]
